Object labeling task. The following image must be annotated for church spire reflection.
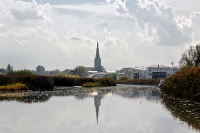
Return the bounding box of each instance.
[94,93,103,125]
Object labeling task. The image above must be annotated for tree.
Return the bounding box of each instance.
[73,66,89,77]
[179,44,200,67]
[105,73,117,80]
[56,72,68,77]
[7,64,12,72]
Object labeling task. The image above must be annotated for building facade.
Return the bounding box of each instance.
[116,65,179,79]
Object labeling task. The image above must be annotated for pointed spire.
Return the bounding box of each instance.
[96,42,100,58]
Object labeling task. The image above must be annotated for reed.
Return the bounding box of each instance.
[116,79,159,85]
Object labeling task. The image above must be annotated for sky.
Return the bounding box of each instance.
[0,0,200,71]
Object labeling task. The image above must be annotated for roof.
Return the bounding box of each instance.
[149,65,170,68]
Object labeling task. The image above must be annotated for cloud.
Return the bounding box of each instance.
[15,39,31,46]
[7,1,51,23]
[68,33,93,43]
[94,22,110,35]
[108,0,192,46]
[191,12,200,41]
[0,24,8,33]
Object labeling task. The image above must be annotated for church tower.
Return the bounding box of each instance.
[94,42,101,69]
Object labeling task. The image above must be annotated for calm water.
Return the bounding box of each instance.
[0,85,199,133]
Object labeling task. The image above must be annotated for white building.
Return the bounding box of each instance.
[116,65,179,79]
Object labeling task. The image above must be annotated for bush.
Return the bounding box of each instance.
[161,67,200,101]
[119,76,129,80]
[96,78,116,86]
[179,65,193,71]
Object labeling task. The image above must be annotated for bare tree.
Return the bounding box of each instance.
[179,45,199,67]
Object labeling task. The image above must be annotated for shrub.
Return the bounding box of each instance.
[119,76,129,80]
[161,67,200,101]
[179,65,193,71]
[96,78,116,86]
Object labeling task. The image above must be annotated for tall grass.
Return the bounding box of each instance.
[0,75,54,91]
[161,67,200,101]
[0,83,28,91]
[116,79,159,85]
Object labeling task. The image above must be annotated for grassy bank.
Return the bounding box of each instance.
[161,67,200,101]
[116,79,159,85]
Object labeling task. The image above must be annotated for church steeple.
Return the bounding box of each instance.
[94,42,101,69]
[96,42,100,58]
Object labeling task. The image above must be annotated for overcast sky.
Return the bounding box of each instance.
[0,0,200,71]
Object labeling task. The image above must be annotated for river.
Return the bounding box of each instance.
[0,85,199,133]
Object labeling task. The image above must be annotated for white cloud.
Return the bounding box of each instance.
[109,0,192,46]
[15,39,31,46]
[0,24,8,33]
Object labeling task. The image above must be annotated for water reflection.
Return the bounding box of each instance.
[0,85,160,103]
[94,94,103,125]
[161,96,200,131]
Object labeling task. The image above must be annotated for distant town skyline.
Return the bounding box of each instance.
[0,0,199,71]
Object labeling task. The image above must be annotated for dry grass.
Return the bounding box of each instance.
[82,82,101,87]
[0,83,29,91]
[0,92,24,98]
